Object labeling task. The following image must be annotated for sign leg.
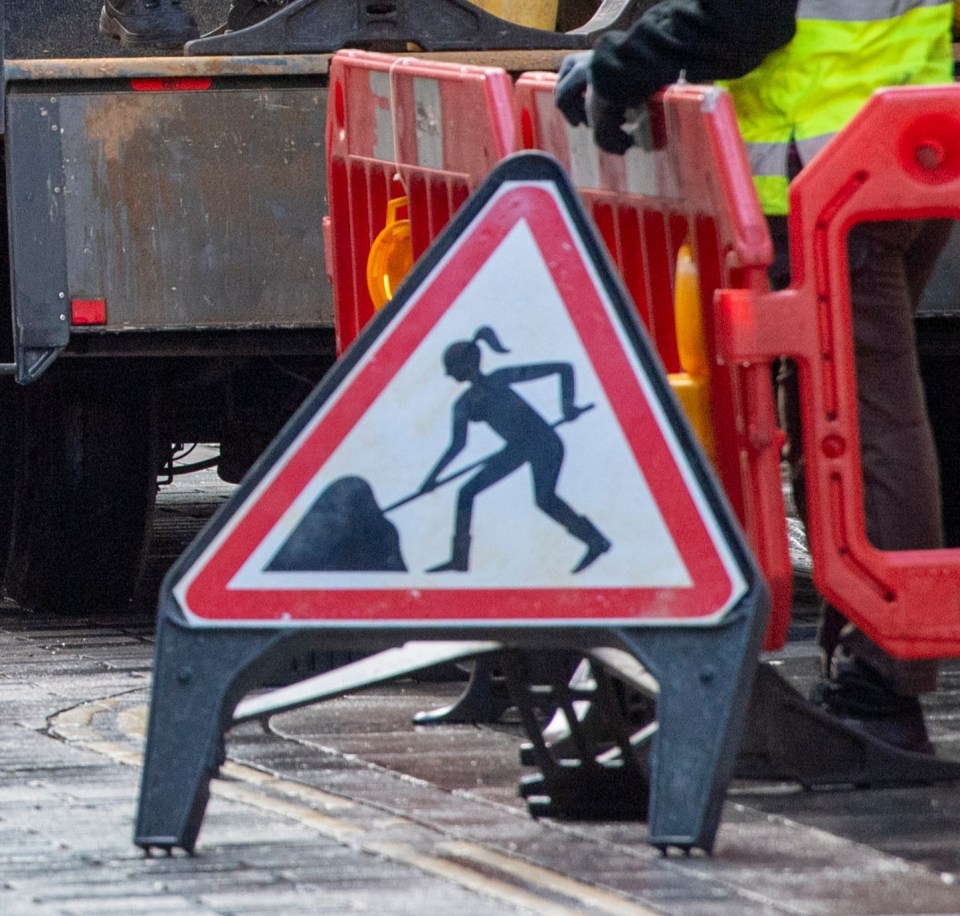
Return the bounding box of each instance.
[515,652,655,821]
[514,599,766,854]
[134,604,292,853]
[625,602,766,853]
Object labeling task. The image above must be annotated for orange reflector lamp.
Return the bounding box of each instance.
[366,197,413,310]
[71,298,107,325]
[667,241,715,461]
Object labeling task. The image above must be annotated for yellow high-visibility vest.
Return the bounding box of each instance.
[722,0,953,215]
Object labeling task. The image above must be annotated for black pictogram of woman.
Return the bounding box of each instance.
[419,326,611,573]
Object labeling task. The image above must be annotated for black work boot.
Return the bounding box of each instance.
[99,0,200,49]
[811,654,934,754]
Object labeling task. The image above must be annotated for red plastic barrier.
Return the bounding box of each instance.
[326,50,400,352]
[326,54,792,647]
[326,50,514,352]
[513,74,792,648]
[718,85,960,658]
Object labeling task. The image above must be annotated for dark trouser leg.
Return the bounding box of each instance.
[835,219,948,694]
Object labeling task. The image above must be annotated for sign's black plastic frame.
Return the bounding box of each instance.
[134,152,770,856]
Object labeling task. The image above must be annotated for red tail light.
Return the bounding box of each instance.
[71,299,107,325]
[130,77,212,92]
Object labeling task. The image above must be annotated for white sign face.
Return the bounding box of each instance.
[173,170,747,627]
[232,219,691,592]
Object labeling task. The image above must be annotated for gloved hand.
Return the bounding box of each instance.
[585,84,633,155]
[555,51,592,126]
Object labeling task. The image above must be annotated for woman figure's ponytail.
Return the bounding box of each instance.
[473,326,510,354]
[443,326,510,378]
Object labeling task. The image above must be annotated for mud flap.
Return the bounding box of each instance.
[6,93,70,384]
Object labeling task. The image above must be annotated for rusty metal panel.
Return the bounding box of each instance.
[57,84,332,331]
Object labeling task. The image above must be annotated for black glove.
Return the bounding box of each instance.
[585,85,633,156]
[555,51,592,126]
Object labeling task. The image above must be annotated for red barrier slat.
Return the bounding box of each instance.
[326,53,791,648]
[326,50,404,350]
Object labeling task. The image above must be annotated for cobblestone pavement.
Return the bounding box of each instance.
[1,458,960,914]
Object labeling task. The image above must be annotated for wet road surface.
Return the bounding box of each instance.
[2,460,960,913]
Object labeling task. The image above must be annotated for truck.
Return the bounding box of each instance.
[0,0,647,616]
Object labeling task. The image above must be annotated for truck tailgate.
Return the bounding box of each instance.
[6,60,332,338]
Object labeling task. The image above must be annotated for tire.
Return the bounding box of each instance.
[4,364,159,615]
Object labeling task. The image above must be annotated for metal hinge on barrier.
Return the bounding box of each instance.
[186,0,649,56]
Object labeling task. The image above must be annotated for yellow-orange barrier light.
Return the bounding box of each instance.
[667,240,716,462]
[366,197,413,310]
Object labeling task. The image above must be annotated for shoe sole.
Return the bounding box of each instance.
[98,7,199,49]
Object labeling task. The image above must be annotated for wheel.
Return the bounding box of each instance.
[4,364,160,615]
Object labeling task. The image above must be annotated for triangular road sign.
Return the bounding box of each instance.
[171,153,748,627]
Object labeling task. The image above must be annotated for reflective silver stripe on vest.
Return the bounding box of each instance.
[797,0,946,21]
[745,141,789,177]
[745,132,835,176]
[795,133,834,165]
